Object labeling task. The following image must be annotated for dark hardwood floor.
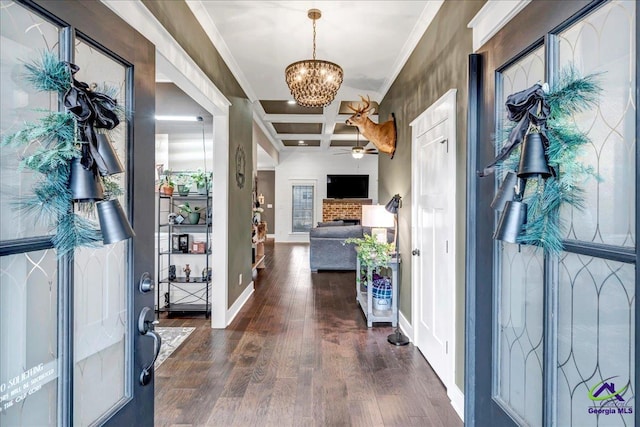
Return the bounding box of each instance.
[155,240,462,427]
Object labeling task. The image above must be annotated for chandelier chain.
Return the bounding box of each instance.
[312,18,317,60]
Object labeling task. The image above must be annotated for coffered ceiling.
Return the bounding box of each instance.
[185,0,443,161]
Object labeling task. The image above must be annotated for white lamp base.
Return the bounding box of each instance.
[371,227,387,243]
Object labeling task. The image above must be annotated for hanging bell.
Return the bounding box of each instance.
[491,171,519,211]
[96,133,125,175]
[493,200,527,243]
[517,132,551,178]
[96,199,135,244]
[69,157,104,202]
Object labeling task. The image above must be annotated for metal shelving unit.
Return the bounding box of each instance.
[156,192,211,318]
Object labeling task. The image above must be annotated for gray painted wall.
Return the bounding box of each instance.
[144,1,254,311]
[379,0,485,391]
[257,171,276,234]
[228,97,254,307]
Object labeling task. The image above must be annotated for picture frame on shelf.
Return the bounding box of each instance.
[172,233,189,253]
[178,234,189,253]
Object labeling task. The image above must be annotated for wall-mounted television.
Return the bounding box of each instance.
[326,175,369,199]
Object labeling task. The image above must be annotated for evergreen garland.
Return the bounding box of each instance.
[496,67,601,254]
[1,51,123,257]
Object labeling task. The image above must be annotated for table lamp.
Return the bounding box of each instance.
[361,204,394,243]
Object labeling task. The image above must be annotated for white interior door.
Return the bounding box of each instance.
[411,90,456,391]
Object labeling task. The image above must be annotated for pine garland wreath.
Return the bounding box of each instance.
[495,66,602,254]
[1,50,124,256]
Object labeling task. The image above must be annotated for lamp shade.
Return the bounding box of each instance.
[385,194,402,214]
[361,205,395,228]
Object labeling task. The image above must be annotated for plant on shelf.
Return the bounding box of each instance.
[191,169,211,195]
[159,171,174,196]
[175,174,193,196]
[344,233,393,270]
[178,201,203,224]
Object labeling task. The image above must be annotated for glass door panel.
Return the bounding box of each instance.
[0,1,59,240]
[557,0,636,247]
[554,2,636,426]
[0,250,58,425]
[72,40,130,425]
[494,46,545,426]
[557,254,635,426]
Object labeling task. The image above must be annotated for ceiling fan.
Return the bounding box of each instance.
[335,130,378,159]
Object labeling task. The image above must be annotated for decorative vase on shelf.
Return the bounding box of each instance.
[188,212,201,225]
[177,185,190,196]
[159,184,173,196]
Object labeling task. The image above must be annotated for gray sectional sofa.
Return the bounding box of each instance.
[309,221,394,272]
[309,222,362,272]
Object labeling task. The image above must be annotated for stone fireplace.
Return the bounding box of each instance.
[322,199,372,223]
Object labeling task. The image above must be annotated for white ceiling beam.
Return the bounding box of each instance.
[263,114,326,123]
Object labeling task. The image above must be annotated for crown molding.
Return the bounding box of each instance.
[186,0,258,102]
[378,0,444,98]
[468,0,532,52]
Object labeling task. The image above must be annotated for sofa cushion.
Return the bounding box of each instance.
[309,224,363,239]
[317,220,344,227]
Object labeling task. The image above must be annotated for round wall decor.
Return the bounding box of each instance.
[235,145,246,189]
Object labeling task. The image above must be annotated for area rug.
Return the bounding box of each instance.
[155,326,196,369]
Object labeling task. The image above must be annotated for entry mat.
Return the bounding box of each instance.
[155,326,196,369]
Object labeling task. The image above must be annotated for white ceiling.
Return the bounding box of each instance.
[184,0,443,162]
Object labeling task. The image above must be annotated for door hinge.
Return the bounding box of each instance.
[446,341,448,354]
[446,240,449,253]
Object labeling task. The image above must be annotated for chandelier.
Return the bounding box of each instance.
[285,9,343,107]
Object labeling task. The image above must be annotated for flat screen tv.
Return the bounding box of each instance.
[326,175,369,199]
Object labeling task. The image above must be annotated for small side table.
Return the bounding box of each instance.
[355,253,400,327]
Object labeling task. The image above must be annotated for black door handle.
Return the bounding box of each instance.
[412,249,420,256]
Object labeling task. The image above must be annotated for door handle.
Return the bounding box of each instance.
[412,248,421,256]
[138,306,162,386]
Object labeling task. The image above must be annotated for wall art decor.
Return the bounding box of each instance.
[482,66,601,254]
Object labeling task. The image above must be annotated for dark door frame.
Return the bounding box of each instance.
[465,0,638,425]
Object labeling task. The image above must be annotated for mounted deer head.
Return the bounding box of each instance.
[345,95,397,158]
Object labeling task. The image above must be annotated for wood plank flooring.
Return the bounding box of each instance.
[155,241,462,427]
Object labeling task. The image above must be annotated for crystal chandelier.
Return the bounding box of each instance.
[285,9,343,107]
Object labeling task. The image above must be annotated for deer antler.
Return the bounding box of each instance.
[359,95,371,114]
[347,103,360,113]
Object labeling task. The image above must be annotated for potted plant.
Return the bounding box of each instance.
[345,233,393,290]
[175,174,193,196]
[178,202,203,224]
[192,169,211,195]
[345,233,393,269]
[159,171,175,196]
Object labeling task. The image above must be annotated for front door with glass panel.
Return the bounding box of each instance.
[0,1,155,425]
[468,1,637,426]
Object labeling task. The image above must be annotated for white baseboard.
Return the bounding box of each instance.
[226,282,254,326]
[399,310,413,341]
[449,384,465,422]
